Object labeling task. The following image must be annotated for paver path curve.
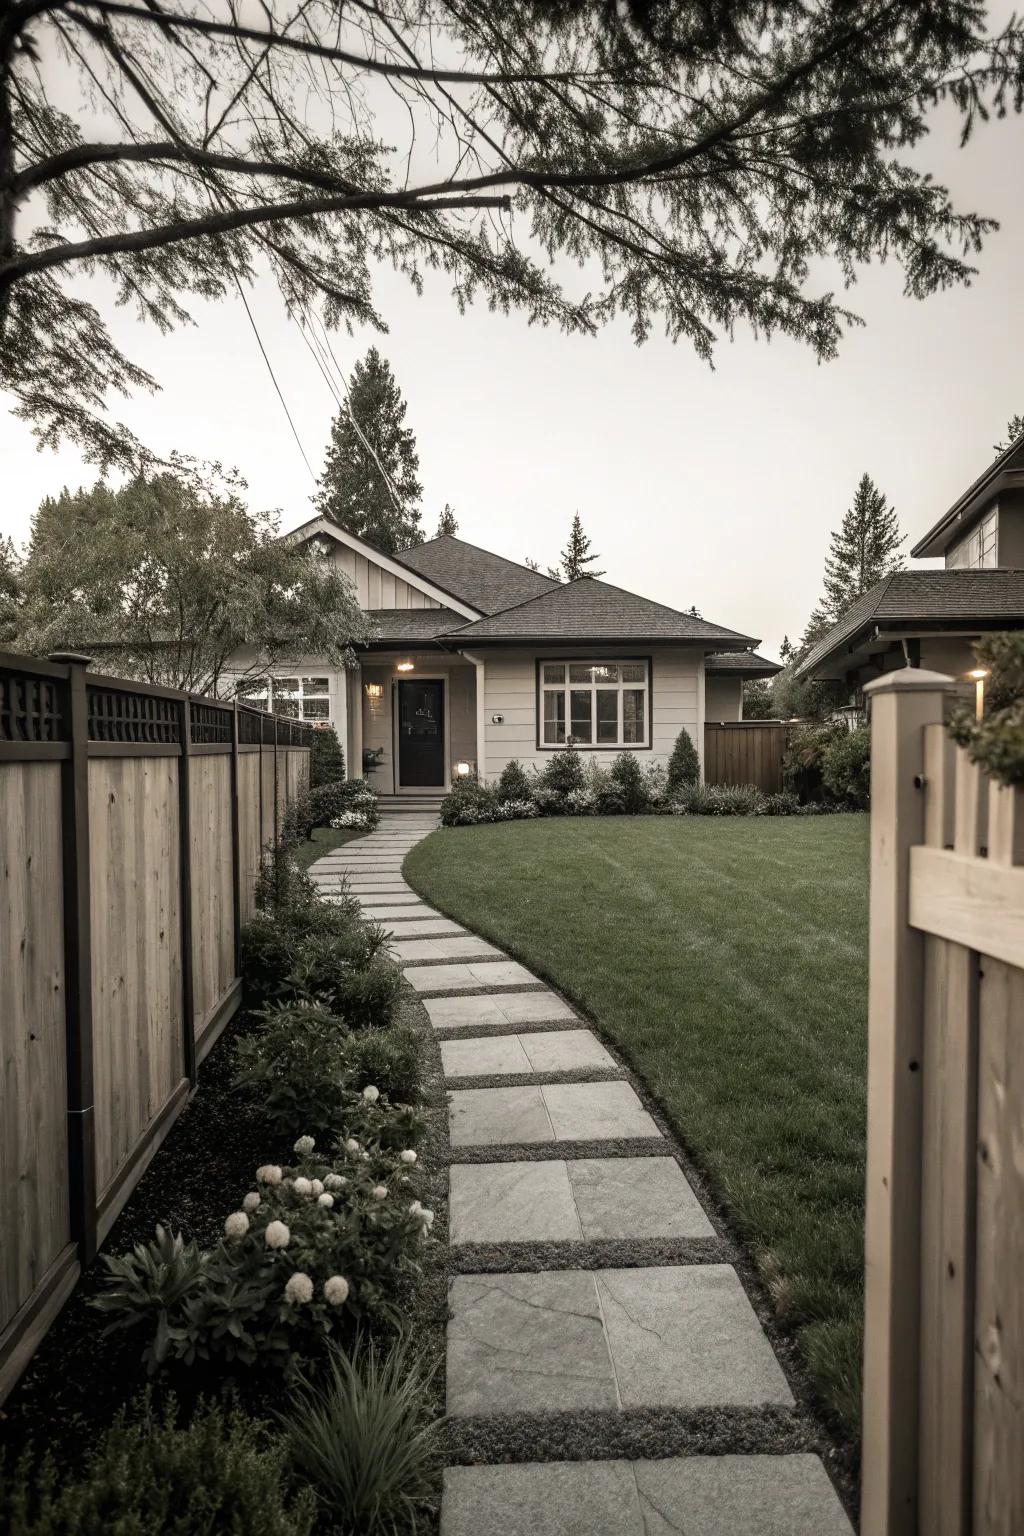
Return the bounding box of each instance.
[310,815,854,1536]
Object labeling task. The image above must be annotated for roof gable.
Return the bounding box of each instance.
[394,535,559,615]
[284,517,481,619]
[448,576,758,647]
[911,436,1024,558]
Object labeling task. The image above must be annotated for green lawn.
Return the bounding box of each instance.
[405,814,869,1442]
[291,824,363,872]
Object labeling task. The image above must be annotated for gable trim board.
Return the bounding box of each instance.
[285,516,482,619]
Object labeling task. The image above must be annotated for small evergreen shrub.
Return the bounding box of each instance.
[496,759,533,803]
[345,1023,421,1103]
[666,728,700,790]
[310,724,346,789]
[0,1398,316,1536]
[94,1140,433,1373]
[283,1338,443,1536]
[540,741,585,795]
[759,790,802,815]
[821,725,871,808]
[609,752,651,813]
[234,1002,353,1140]
[439,779,498,826]
[283,931,399,1029]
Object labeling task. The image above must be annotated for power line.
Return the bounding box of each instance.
[233,275,317,483]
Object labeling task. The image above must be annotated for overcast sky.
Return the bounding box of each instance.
[3,100,1022,659]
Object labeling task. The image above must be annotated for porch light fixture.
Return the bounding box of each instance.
[455,761,472,777]
[967,666,990,720]
[397,660,415,672]
[365,681,384,699]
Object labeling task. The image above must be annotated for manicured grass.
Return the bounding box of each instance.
[406,814,869,1442]
[291,824,362,872]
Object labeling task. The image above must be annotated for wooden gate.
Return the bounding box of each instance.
[861,668,1023,1536]
[703,721,789,792]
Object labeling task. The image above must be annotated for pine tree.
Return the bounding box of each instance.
[820,474,903,619]
[556,513,605,581]
[314,348,423,553]
[994,414,1024,455]
[778,635,794,665]
[435,504,458,538]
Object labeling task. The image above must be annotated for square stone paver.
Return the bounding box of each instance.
[391,935,503,963]
[449,1085,553,1146]
[441,1035,533,1079]
[447,1271,616,1414]
[359,904,433,920]
[404,960,538,993]
[384,919,465,939]
[441,1457,852,1536]
[442,1461,640,1536]
[567,1157,715,1239]
[632,1455,853,1535]
[596,1265,793,1408]
[542,1081,660,1141]
[449,1161,582,1243]
[423,991,575,1030]
[518,1030,617,1074]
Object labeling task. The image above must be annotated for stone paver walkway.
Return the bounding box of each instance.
[309,815,854,1536]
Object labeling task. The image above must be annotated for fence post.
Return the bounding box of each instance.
[273,713,280,846]
[54,654,98,1266]
[230,699,242,973]
[178,696,196,1087]
[860,667,955,1536]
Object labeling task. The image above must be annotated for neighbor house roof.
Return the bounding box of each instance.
[395,535,559,615]
[795,569,1024,679]
[911,435,1024,558]
[362,608,468,646]
[705,650,781,677]
[446,578,758,648]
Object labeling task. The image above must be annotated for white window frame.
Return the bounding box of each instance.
[539,659,651,750]
[949,508,998,570]
[244,674,332,724]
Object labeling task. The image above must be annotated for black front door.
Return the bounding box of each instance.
[397,679,445,787]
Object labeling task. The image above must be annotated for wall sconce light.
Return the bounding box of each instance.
[967,667,989,721]
[455,761,472,777]
[397,660,415,672]
[365,681,384,699]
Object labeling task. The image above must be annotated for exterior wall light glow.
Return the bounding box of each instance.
[967,666,990,720]
[365,681,384,699]
[455,761,471,777]
[397,661,415,672]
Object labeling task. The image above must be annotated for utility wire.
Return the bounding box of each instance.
[234,275,317,483]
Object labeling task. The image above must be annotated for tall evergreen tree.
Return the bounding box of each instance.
[821,473,903,616]
[554,513,605,581]
[315,348,423,553]
[778,635,794,665]
[435,504,459,538]
[994,413,1024,455]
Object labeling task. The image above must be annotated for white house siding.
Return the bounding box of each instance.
[479,648,703,781]
[705,675,743,723]
[328,545,442,608]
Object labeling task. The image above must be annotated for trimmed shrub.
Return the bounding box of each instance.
[783,719,847,802]
[310,724,345,788]
[94,1142,433,1373]
[609,752,651,813]
[0,1398,316,1536]
[821,725,871,808]
[283,1338,442,1536]
[672,782,766,815]
[234,1002,352,1140]
[759,790,802,815]
[284,931,400,1030]
[666,728,700,790]
[496,759,533,803]
[540,741,585,795]
[439,779,498,826]
[345,1023,421,1103]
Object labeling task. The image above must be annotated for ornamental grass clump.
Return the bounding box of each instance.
[282,1337,443,1536]
[93,1136,433,1376]
[0,1396,317,1536]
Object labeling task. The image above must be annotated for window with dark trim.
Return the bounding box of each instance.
[540,660,650,748]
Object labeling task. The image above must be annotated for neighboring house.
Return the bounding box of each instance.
[239,520,774,795]
[796,437,1024,700]
[705,650,781,721]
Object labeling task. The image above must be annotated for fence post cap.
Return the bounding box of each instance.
[863,666,957,696]
[48,651,94,667]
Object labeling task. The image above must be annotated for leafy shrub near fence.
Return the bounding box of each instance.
[0,1397,318,1536]
[949,631,1024,787]
[821,725,871,808]
[283,777,380,842]
[440,730,837,826]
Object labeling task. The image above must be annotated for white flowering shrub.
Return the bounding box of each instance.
[563,787,596,816]
[491,798,539,820]
[329,809,373,830]
[93,1141,434,1376]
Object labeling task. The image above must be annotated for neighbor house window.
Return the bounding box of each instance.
[540,661,649,747]
[244,675,331,722]
[947,508,998,569]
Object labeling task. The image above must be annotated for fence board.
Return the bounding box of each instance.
[189,754,235,1038]
[0,764,70,1333]
[238,751,262,920]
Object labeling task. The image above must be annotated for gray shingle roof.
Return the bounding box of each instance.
[395,536,559,615]
[705,650,781,676]
[363,608,467,643]
[795,569,1024,677]
[448,577,757,646]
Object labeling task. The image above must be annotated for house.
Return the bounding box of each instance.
[795,437,1024,700]
[242,519,775,796]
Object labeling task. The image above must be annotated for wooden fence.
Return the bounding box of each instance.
[0,650,313,1404]
[703,720,790,793]
[861,667,1024,1536]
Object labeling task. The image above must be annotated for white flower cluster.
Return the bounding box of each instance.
[265,1220,290,1249]
[329,810,372,830]
[284,1271,313,1305]
[293,1135,315,1155]
[324,1274,350,1306]
[408,1200,435,1232]
[256,1164,283,1186]
[362,1084,380,1103]
[224,1211,249,1239]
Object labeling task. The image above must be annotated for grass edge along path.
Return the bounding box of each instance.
[405,814,869,1454]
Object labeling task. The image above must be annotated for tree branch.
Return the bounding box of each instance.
[4,137,364,197]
